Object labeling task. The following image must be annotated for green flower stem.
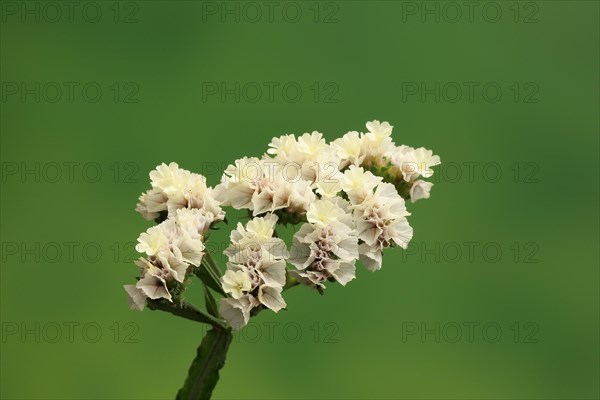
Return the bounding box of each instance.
[148,299,226,329]
[175,228,302,399]
[203,252,223,279]
[196,254,226,296]
[176,326,233,400]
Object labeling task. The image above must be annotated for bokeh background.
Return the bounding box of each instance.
[1,1,599,399]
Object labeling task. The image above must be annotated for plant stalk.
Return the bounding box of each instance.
[148,300,226,329]
[176,326,233,400]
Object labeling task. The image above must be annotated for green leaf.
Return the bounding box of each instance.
[176,327,233,400]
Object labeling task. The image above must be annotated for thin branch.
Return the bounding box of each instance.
[148,300,227,329]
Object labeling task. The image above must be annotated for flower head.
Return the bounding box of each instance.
[332,131,366,167]
[222,269,252,299]
[290,221,359,289]
[136,162,225,223]
[220,214,289,329]
[215,157,316,217]
[391,146,441,182]
[341,165,383,205]
[353,183,413,271]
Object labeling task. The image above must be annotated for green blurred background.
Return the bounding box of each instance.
[1,1,598,399]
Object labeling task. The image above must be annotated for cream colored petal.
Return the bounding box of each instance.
[390,219,413,249]
[331,262,356,286]
[136,275,172,302]
[359,243,382,272]
[258,260,287,287]
[258,285,286,312]
[173,234,204,266]
[160,254,189,283]
[124,285,147,311]
[220,298,248,330]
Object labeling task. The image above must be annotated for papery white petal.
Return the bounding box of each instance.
[172,233,204,266]
[136,274,172,302]
[330,262,356,286]
[258,285,286,312]
[359,243,383,272]
[220,297,251,330]
[135,225,169,256]
[257,259,287,287]
[124,285,147,311]
[410,180,433,203]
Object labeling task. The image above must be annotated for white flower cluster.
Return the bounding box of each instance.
[215,122,440,218]
[220,214,288,329]
[335,120,441,203]
[125,121,441,332]
[214,157,316,217]
[289,198,359,288]
[215,121,439,328]
[125,163,225,310]
[136,162,224,221]
[346,168,413,271]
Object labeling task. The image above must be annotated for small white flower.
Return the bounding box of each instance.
[392,146,441,182]
[225,213,288,262]
[332,131,365,167]
[412,147,441,178]
[306,198,353,228]
[365,120,393,143]
[137,162,225,222]
[135,225,169,257]
[267,134,299,164]
[245,213,278,239]
[354,183,413,270]
[174,208,215,238]
[268,134,296,154]
[289,222,359,288]
[222,269,252,299]
[410,180,433,203]
[341,165,382,205]
[165,222,205,266]
[155,253,189,283]
[135,189,168,221]
[361,120,396,168]
[296,131,328,162]
[220,214,289,326]
[150,162,185,194]
[216,158,316,217]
